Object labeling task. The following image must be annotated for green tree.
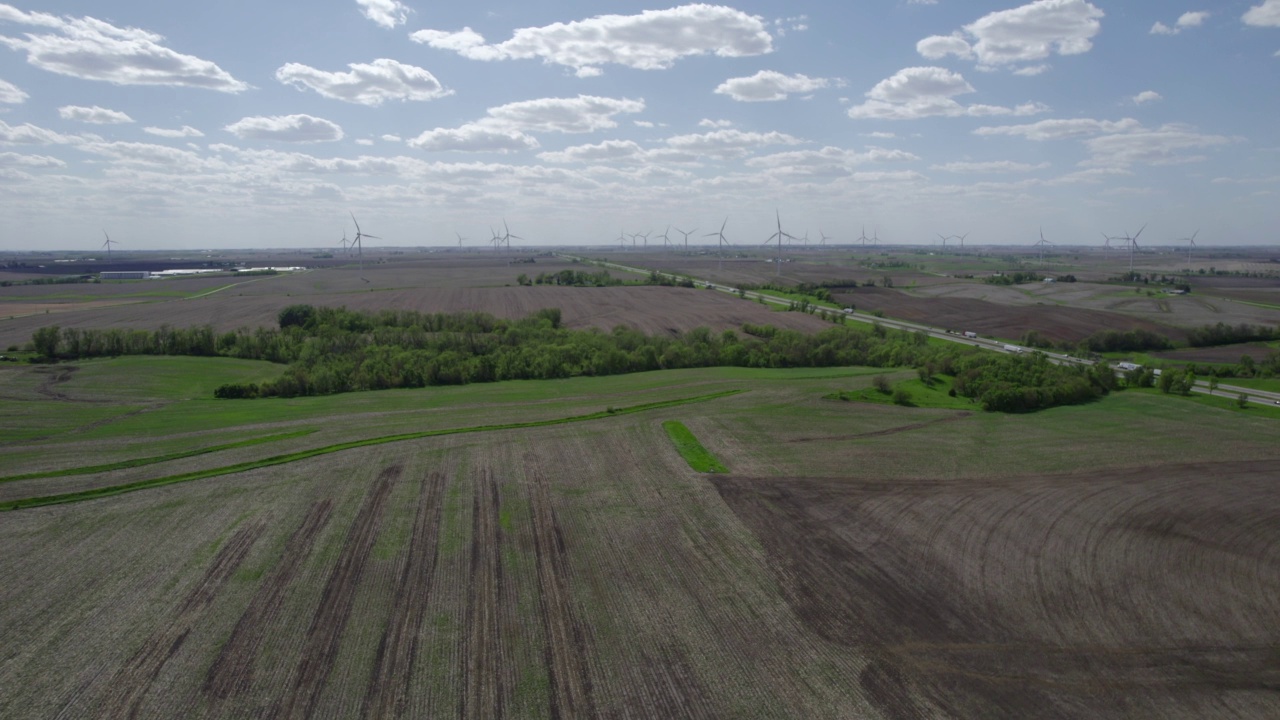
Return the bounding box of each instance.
[1208,376,1219,396]
[1237,393,1249,408]
[32,325,60,360]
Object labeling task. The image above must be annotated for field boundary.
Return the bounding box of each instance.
[663,420,728,473]
[1,389,744,511]
[0,429,318,484]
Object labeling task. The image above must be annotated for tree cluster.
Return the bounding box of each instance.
[1186,322,1279,348]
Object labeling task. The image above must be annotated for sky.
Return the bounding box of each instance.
[1,0,1278,251]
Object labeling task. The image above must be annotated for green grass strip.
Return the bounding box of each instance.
[662,420,728,473]
[0,429,318,484]
[1,390,743,511]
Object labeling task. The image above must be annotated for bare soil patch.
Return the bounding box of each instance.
[1152,343,1277,363]
[836,286,1186,342]
[712,459,1280,718]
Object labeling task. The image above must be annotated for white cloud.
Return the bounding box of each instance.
[0,77,25,103]
[225,115,343,143]
[355,138,374,146]
[664,128,803,160]
[275,59,451,106]
[144,125,204,138]
[916,0,1104,71]
[485,95,645,134]
[699,118,733,129]
[407,124,539,153]
[1151,11,1210,35]
[1082,125,1231,168]
[633,120,655,128]
[1013,64,1050,76]
[411,5,773,76]
[1133,90,1162,104]
[746,146,919,178]
[538,139,645,163]
[58,105,133,124]
[1244,1,1280,27]
[974,117,1141,140]
[356,0,411,29]
[714,70,829,102]
[0,4,248,92]
[406,95,642,154]
[931,160,1049,173]
[0,119,86,145]
[862,131,896,139]
[847,66,1045,120]
[0,151,64,168]
[381,134,401,142]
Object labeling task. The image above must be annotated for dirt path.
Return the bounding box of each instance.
[204,500,333,703]
[270,466,399,720]
[361,470,447,720]
[98,521,266,720]
[461,468,505,720]
[525,453,597,719]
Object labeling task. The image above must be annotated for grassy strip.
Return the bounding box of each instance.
[1,390,743,511]
[0,429,318,484]
[662,420,728,473]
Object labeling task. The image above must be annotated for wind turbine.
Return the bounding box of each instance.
[617,229,628,249]
[101,230,118,258]
[857,225,872,249]
[1034,227,1053,265]
[765,210,797,277]
[349,212,379,262]
[1181,229,1199,266]
[819,230,832,246]
[675,227,696,248]
[635,230,650,248]
[937,233,951,248]
[657,226,672,250]
[871,227,880,246]
[490,226,503,251]
[501,219,522,249]
[1123,224,1146,274]
[338,230,350,254]
[956,232,969,251]
[456,232,466,249]
[704,218,730,252]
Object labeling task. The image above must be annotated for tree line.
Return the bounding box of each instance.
[27,304,1116,412]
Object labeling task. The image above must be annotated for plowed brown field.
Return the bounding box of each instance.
[835,286,1187,342]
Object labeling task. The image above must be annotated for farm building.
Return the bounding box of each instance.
[99,271,151,280]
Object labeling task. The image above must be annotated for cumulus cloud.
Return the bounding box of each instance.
[916,0,1104,71]
[664,128,802,160]
[847,66,1046,120]
[58,105,133,124]
[276,59,451,106]
[699,118,733,128]
[714,70,829,101]
[745,146,919,178]
[0,77,25,103]
[407,125,539,153]
[0,119,86,145]
[407,95,642,153]
[225,115,343,143]
[0,4,248,92]
[1151,11,1210,35]
[1133,90,1162,104]
[144,125,203,138]
[973,117,1141,140]
[411,4,773,76]
[356,0,411,29]
[538,139,646,163]
[931,160,1049,173]
[1083,125,1231,168]
[0,151,64,168]
[1243,0,1280,27]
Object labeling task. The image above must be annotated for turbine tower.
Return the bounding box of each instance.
[675,227,696,248]
[1034,227,1053,265]
[338,230,350,254]
[501,219,522,250]
[819,230,831,246]
[101,230,118,258]
[765,210,797,278]
[1181,229,1199,266]
[657,226,672,250]
[704,219,730,252]
[857,225,872,248]
[350,212,379,268]
[456,232,466,249]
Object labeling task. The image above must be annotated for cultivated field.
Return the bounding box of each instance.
[3,356,1280,718]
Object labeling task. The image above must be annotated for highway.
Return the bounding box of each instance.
[561,253,1280,407]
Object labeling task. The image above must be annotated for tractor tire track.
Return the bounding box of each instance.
[461,467,505,720]
[270,465,399,720]
[525,453,597,720]
[203,500,333,703]
[361,470,447,720]
[98,520,265,720]
[787,411,971,443]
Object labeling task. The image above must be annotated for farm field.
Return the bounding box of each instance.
[2,356,1279,718]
